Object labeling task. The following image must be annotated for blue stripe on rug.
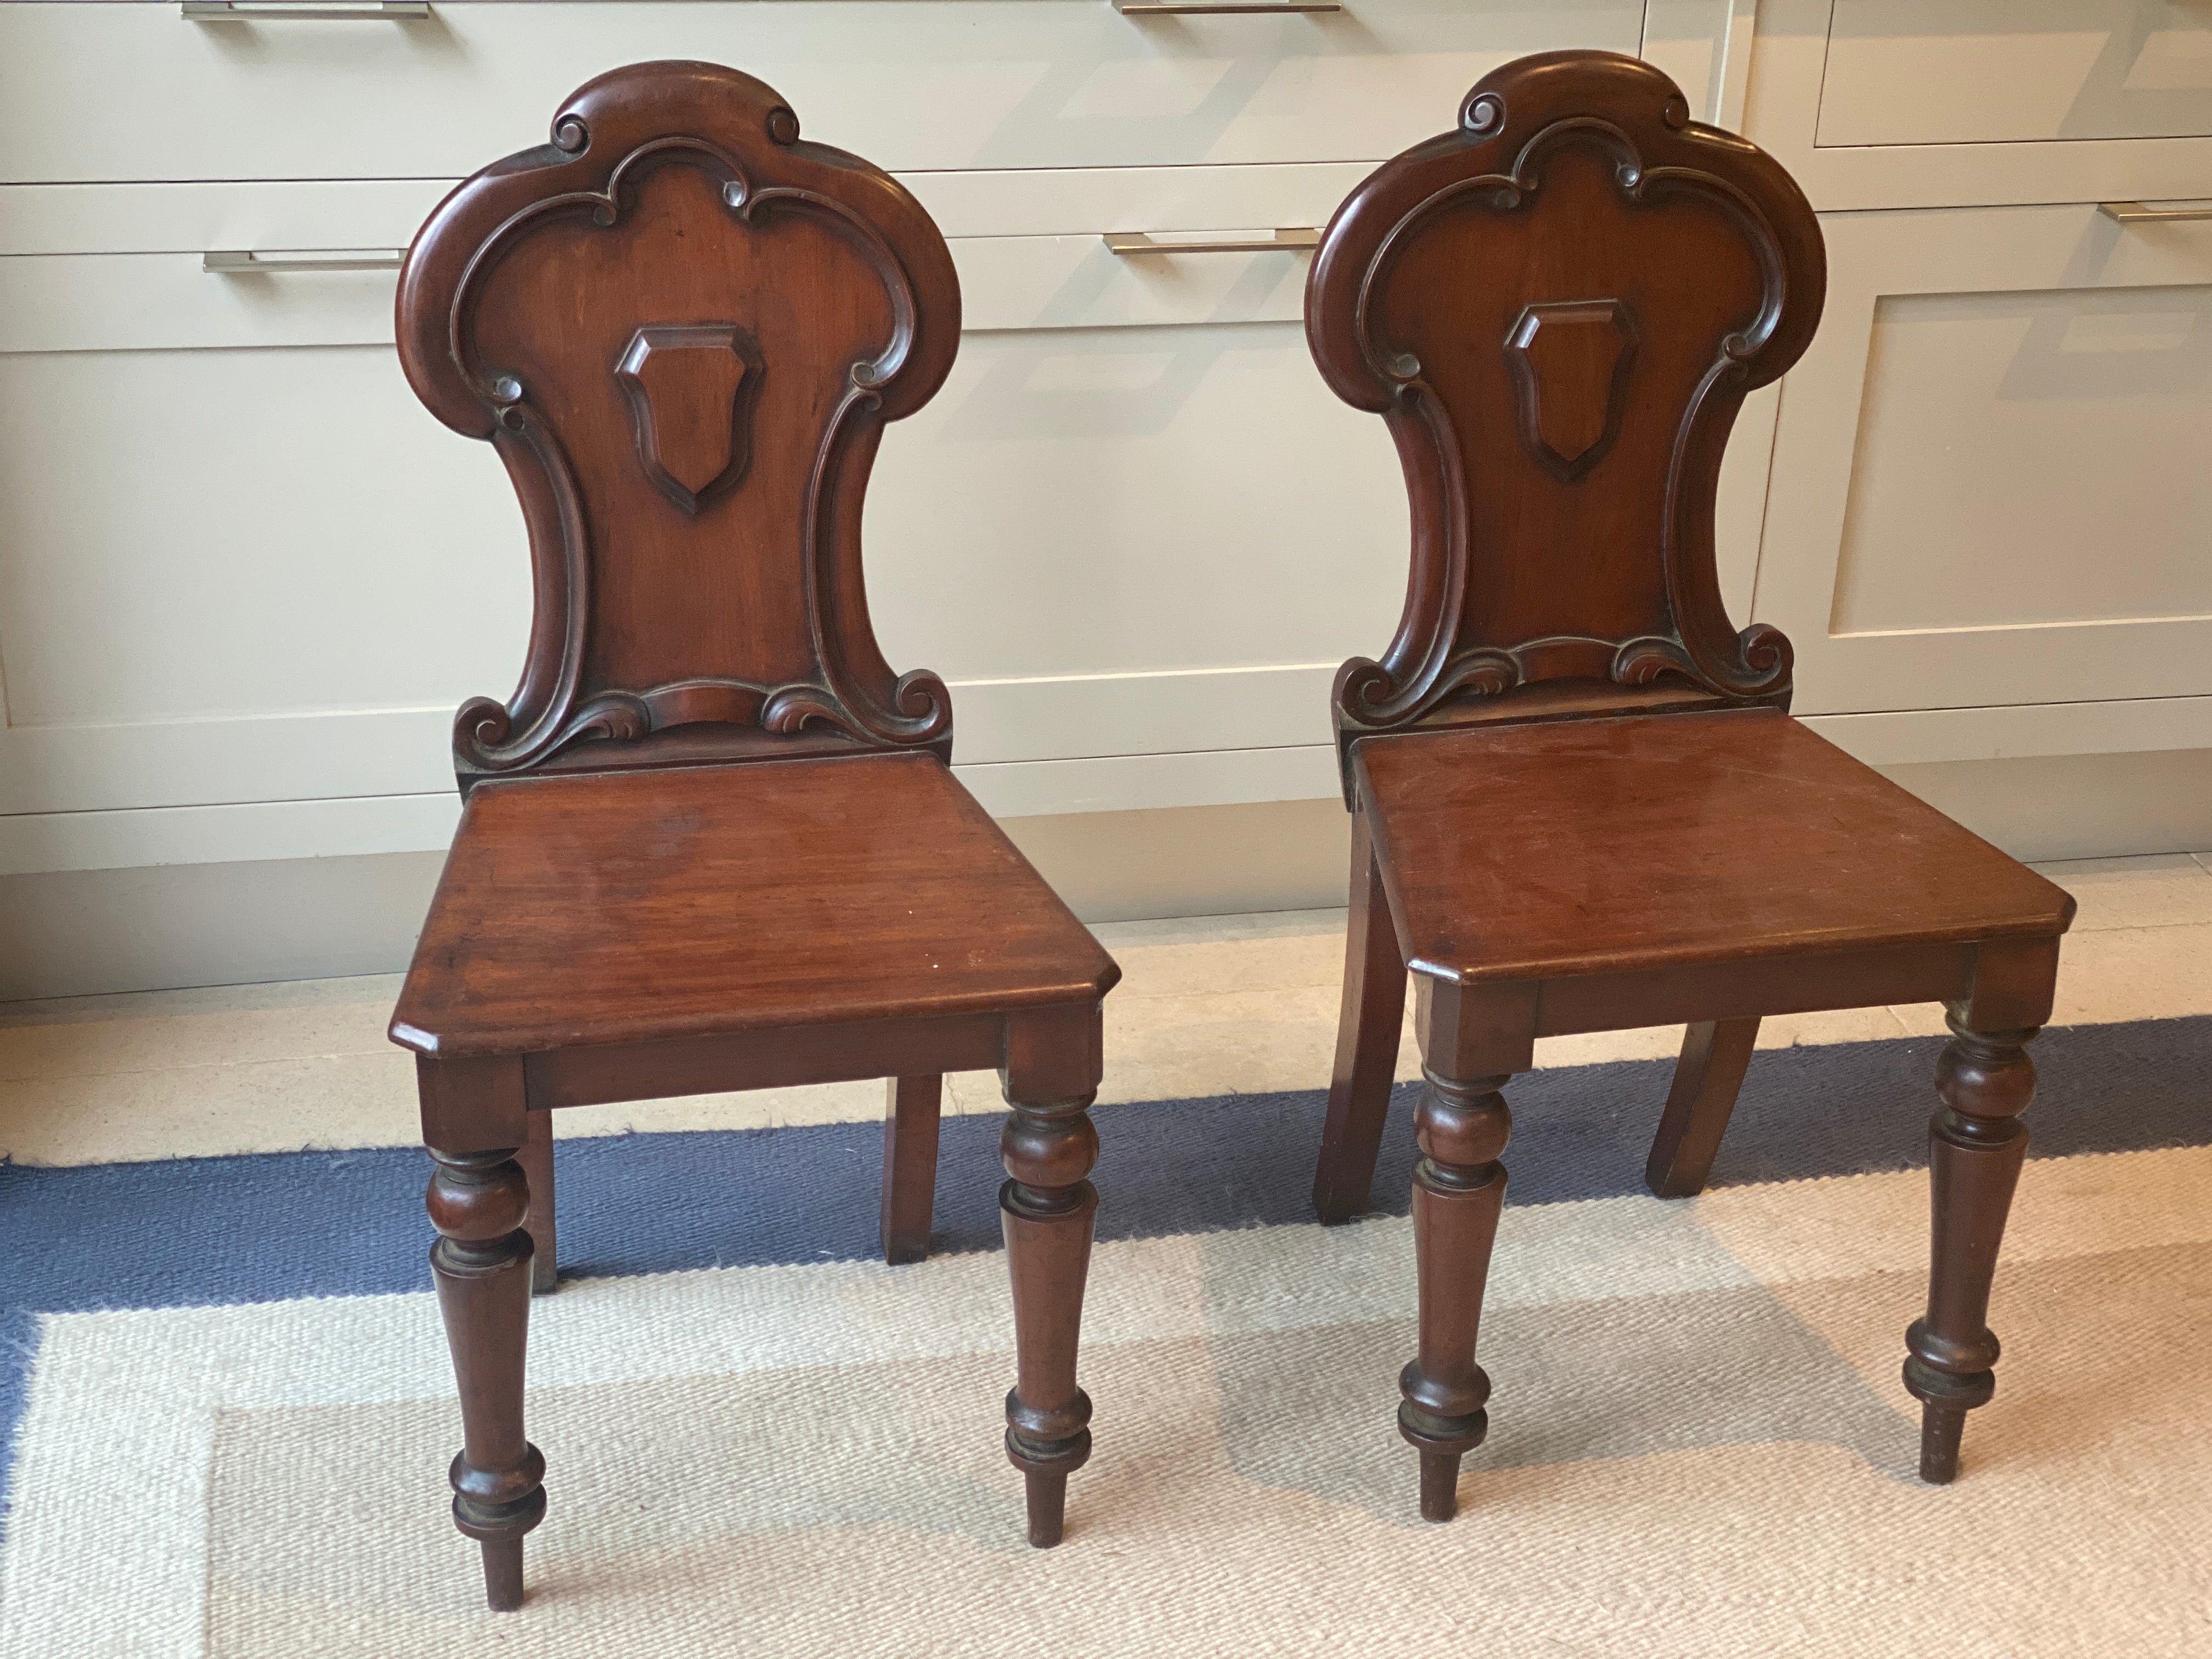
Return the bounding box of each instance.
[3,1014,2208,1523]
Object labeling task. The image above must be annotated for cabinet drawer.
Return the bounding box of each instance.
[1756,202,2212,716]
[1748,0,2212,209]
[1819,0,2212,148]
[0,0,1642,185]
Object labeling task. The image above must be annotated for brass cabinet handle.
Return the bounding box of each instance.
[204,249,407,272]
[2099,200,2212,224]
[1114,1,1340,13]
[1104,227,1322,255]
[182,2,431,19]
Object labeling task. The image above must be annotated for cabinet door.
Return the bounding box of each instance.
[1756,204,2212,718]
[0,0,1643,184]
[1821,0,2212,146]
[0,256,527,817]
[1747,0,2212,208]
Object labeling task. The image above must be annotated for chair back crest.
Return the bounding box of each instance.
[397,61,961,786]
[1305,51,1826,766]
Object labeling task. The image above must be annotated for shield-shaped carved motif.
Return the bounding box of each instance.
[1503,299,1640,483]
[614,324,765,514]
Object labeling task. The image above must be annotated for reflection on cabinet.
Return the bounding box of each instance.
[0,1,1644,182]
[1820,0,2212,147]
[1748,0,2212,207]
[1758,204,2212,716]
[869,323,1404,749]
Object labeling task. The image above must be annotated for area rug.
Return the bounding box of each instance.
[2,1019,2208,1656]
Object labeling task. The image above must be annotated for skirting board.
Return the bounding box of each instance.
[2,751,2206,1002]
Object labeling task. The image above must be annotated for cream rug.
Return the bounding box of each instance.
[7,1143,2210,1657]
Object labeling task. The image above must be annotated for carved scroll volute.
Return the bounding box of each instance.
[1306,50,1826,758]
[393,61,962,783]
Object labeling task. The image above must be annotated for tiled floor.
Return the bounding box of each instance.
[2,853,2207,1169]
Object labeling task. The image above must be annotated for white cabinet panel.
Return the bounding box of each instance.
[0,1,1643,184]
[1746,0,2212,210]
[0,344,531,727]
[1757,203,2212,715]
[1830,287,2212,635]
[1819,0,2212,147]
[866,321,1404,689]
[0,254,404,354]
[0,179,454,258]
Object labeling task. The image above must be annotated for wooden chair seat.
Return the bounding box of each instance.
[1358,709,2072,991]
[392,754,1113,1058]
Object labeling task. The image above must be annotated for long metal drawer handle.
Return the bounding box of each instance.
[1115,1,1341,13]
[182,2,431,20]
[1104,227,1322,255]
[204,249,407,273]
[2100,201,2212,224]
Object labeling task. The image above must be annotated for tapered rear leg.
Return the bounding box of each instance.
[1314,806,1408,1224]
[1644,1017,1760,1199]
[881,1074,944,1265]
[516,1108,557,1295]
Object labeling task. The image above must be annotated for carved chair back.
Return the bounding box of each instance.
[397,62,960,791]
[1305,51,1826,777]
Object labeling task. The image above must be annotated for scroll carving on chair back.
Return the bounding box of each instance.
[397,63,961,788]
[1305,52,1826,768]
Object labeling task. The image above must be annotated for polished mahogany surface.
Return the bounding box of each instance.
[1357,708,2075,986]
[393,65,1111,1599]
[1305,49,1825,776]
[392,753,1117,1057]
[397,60,960,788]
[1307,52,2073,1526]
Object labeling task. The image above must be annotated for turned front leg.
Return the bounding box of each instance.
[427,1147,545,1610]
[1904,1012,2037,1483]
[999,1093,1099,1547]
[1400,1069,1511,1522]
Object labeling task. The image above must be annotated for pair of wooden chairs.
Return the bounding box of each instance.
[388,54,2073,1609]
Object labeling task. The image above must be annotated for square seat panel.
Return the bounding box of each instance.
[1356,708,2075,986]
[391,754,1117,1058]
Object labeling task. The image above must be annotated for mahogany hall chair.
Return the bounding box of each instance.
[387,63,1117,1609]
[1302,52,2075,1522]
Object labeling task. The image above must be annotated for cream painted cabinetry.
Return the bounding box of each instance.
[3,0,1733,884]
[1761,204,2212,716]
[1749,0,2212,207]
[1740,1,2212,787]
[9,0,2193,956]
[2,1,1633,180]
